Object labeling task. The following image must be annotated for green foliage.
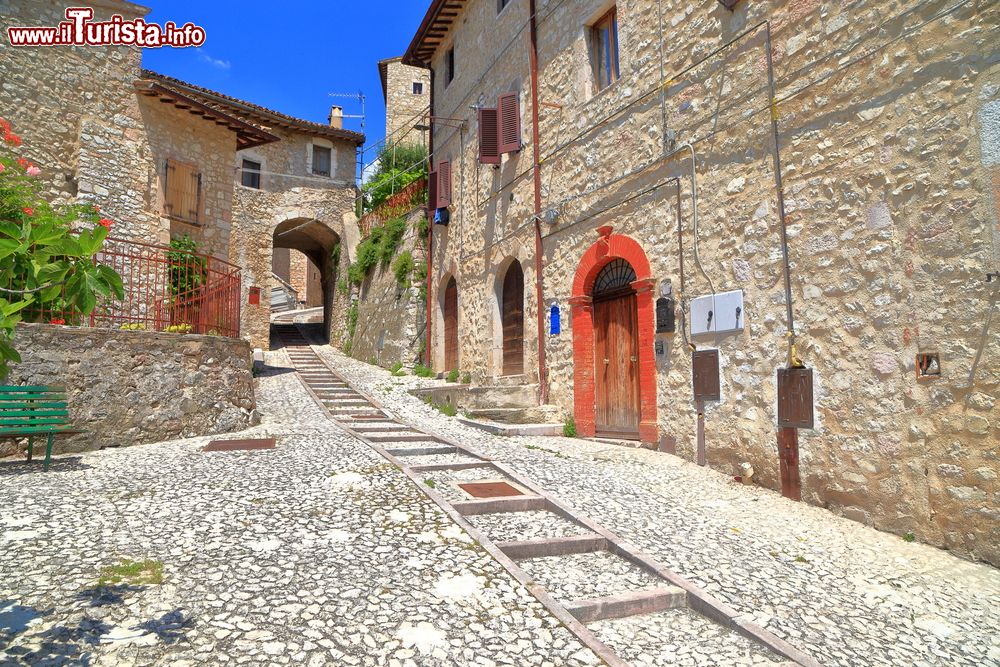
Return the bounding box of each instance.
[330,242,341,268]
[164,323,192,334]
[461,372,471,384]
[903,532,916,543]
[415,215,429,240]
[346,302,359,338]
[348,217,408,286]
[424,478,436,489]
[343,339,352,355]
[413,261,428,302]
[0,116,123,378]
[98,559,163,586]
[337,278,348,295]
[166,235,206,299]
[563,416,578,438]
[436,402,457,417]
[119,323,146,331]
[362,142,428,213]
[413,364,435,378]
[390,361,406,376]
[446,369,460,383]
[392,251,414,289]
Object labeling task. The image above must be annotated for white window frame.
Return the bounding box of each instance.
[236,150,266,190]
[306,138,337,179]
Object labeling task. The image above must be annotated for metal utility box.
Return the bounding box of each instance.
[689,290,744,335]
[777,367,814,429]
[656,297,676,333]
[692,349,721,401]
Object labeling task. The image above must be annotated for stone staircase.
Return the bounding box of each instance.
[410,378,564,435]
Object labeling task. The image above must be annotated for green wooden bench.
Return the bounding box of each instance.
[0,386,79,471]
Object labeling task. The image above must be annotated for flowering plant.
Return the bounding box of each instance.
[0,116,123,378]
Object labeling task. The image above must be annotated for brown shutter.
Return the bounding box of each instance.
[428,169,438,211]
[497,92,521,154]
[437,160,452,208]
[163,161,175,216]
[478,107,500,165]
[189,171,201,222]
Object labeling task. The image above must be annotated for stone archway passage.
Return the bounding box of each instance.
[501,262,525,376]
[443,277,459,371]
[570,227,658,444]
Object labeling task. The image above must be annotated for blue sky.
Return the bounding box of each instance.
[141,1,428,159]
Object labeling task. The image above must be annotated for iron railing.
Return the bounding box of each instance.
[30,236,242,338]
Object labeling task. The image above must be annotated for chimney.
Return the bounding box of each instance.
[329,105,343,129]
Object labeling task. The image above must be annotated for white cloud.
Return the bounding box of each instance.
[196,48,230,70]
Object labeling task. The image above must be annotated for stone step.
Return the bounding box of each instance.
[385,445,457,457]
[565,587,688,623]
[407,461,494,473]
[451,495,547,516]
[495,534,607,560]
[465,405,563,425]
[366,433,446,444]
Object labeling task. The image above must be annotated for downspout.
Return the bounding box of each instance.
[528,0,549,404]
[764,22,799,368]
[425,67,436,367]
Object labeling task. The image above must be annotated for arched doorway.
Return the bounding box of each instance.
[570,227,658,444]
[591,258,639,437]
[442,276,459,371]
[270,218,339,346]
[501,262,524,376]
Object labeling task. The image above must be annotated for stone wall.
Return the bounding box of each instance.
[421,0,999,564]
[5,324,256,454]
[382,58,431,147]
[345,207,427,366]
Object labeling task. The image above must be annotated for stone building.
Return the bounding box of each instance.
[378,56,431,147]
[0,0,363,349]
[403,0,1000,564]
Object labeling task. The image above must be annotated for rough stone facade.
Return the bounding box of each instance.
[5,324,255,454]
[347,206,428,366]
[1,1,363,350]
[379,57,431,147]
[408,0,1000,564]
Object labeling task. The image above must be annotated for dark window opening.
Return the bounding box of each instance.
[241,159,261,189]
[497,0,512,14]
[413,81,424,95]
[591,7,621,92]
[446,47,456,85]
[312,145,331,177]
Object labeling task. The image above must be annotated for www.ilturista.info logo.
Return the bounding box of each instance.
[6,8,206,47]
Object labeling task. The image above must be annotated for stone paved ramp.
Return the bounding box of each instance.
[0,345,595,666]
[311,336,1000,667]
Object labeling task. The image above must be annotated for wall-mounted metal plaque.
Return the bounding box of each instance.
[777,367,814,429]
[692,349,721,401]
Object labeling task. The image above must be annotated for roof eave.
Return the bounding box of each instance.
[402,0,464,68]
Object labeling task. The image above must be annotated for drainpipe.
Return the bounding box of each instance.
[528,0,549,404]
[426,68,436,368]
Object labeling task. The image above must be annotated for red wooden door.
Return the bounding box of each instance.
[594,292,640,438]
[443,277,459,371]
[502,263,524,376]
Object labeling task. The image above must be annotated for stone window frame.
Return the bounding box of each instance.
[497,0,512,16]
[445,46,456,88]
[306,138,337,180]
[412,81,424,95]
[236,150,267,191]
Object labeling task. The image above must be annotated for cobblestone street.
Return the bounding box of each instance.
[1,334,998,666]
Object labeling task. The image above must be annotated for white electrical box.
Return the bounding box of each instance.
[689,290,745,336]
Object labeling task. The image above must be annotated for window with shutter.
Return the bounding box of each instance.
[163,159,202,224]
[428,169,438,211]
[312,145,332,177]
[478,107,500,165]
[437,161,452,208]
[590,7,621,92]
[497,92,521,154]
[241,159,261,189]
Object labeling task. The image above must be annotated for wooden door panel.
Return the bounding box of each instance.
[502,264,524,376]
[444,279,458,370]
[594,293,639,436]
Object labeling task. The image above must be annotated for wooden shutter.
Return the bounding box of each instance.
[497,92,521,154]
[164,159,201,223]
[437,160,452,208]
[428,169,438,211]
[478,107,500,165]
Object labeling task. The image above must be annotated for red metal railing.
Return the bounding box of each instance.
[29,236,242,338]
[359,177,427,236]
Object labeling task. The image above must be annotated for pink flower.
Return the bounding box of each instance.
[98,218,112,229]
[0,163,5,174]
[49,318,65,326]
[22,207,33,216]
[16,158,29,168]
[25,165,40,177]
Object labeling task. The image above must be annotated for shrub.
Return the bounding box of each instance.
[346,302,359,338]
[392,251,414,289]
[362,142,428,213]
[390,361,406,376]
[166,235,206,300]
[337,278,348,295]
[461,372,471,384]
[0,116,123,377]
[415,215,429,239]
[446,369,460,383]
[436,402,457,417]
[343,339,352,355]
[563,416,577,438]
[413,364,435,378]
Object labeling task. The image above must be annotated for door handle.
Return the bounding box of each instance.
[630,356,637,362]
[603,358,610,365]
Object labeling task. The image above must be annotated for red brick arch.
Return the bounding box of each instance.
[569,227,658,444]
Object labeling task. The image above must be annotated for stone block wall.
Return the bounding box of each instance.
[382,58,431,147]
[5,324,256,454]
[345,207,427,366]
[421,0,1000,564]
